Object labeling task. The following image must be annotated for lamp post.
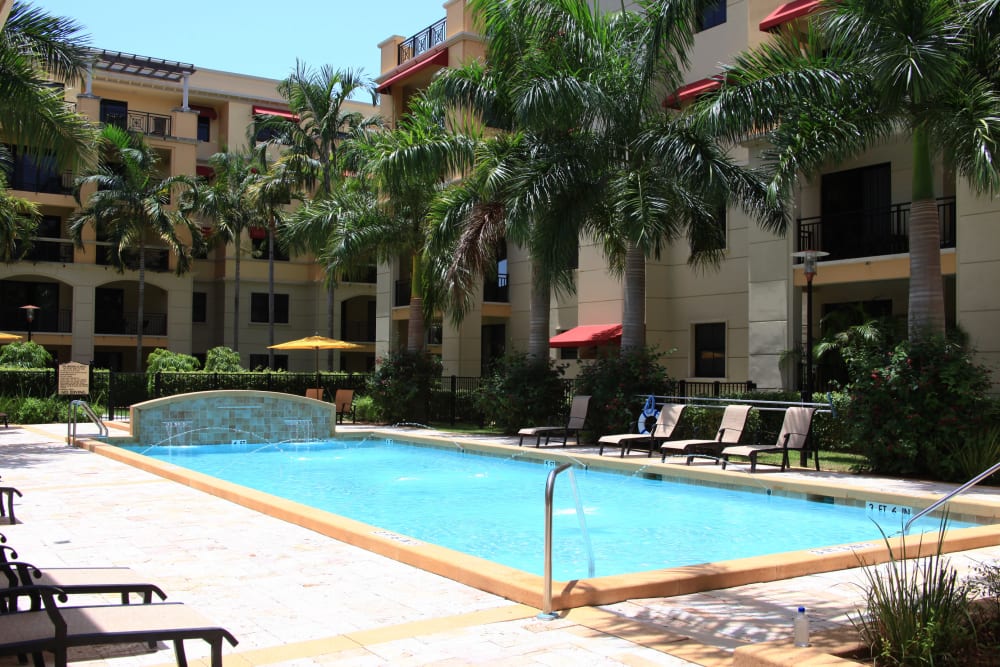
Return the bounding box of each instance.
[790,250,829,400]
[20,304,40,343]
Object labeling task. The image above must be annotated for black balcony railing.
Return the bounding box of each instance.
[94,312,167,336]
[394,279,411,307]
[398,17,447,64]
[101,109,171,137]
[5,160,73,195]
[341,266,377,283]
[96,244,170,272]
[0,308,72,334]
[796,197,956,261]
[341,320,376,342]
[483,273,509,302]
[22,238,75,264]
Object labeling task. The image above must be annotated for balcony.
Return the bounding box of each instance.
[398,18,446,65]
[0,308,72,333]
[796,197,956,262]
[96,244,171,272]
[341,266,377,283]
[394,279,411,307]
[21,238,75,264]
[95,312,167,336]
[101,109,171,137]
[341,319,376,342]
[483,273,509,302]
[4,159,73,195]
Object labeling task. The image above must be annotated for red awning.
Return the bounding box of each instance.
[549,324,622,348]
[252,105,299,122]
[663,77,723,108]
[195,165,214,178]
[376,46,449,94]
[189,104,217,120]
[249,227,266,240]
[759,0,823,32]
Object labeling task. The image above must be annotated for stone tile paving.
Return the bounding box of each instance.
[2,423,999,666]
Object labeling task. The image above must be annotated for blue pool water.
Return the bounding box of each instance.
[124,438,973,580]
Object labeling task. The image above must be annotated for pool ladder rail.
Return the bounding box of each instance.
[903,458,1000,534]
[67,400,108,445]
[538,462,594,620]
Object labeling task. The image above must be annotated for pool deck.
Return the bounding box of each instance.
[2,422,999,667]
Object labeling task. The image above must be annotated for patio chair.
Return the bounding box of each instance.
[0,585,238,667]
[305,388,324,401]
[0,412,7,428]
[598,404,686,457]
[517,395,590,447]
[0,487,21,525]
[659,404,754,465]
[334,389,356,424]
[0,546,167,605]
[721,406,818,473]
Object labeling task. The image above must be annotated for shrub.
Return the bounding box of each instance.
[574,347,673,442]
[11,396,72,424]
[145,348,200,393]
[367,351,442,424]
[203,346,244,373]
[353,394,378,423]
[474,353,567,434]
[853,524,975,666]
[0,341,52,369]
[843,335,994,480]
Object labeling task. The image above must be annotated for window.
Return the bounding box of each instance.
[249,353,288,370]
[697,0,726,31]
[694,322,726,378]
[37,215,62,238]
[99,99,128,129]
[250,292,289,323]
[192,292,207,323]
[197,115,210,142]
[712,204,727,250]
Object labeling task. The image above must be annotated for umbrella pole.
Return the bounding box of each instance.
[315,347,320,395]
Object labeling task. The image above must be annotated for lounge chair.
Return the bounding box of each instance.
[305,388,324,401]
[721,406,818,472]
[517,395,590,447]
[659,404,754,464]
[0,487,20,525]
[334,389,356,424]
[1,546,167,605]
[598,404,685,457]
[0,585,238,667]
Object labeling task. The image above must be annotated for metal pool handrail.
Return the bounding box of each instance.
[903,459,1000,534]
[68,399,108,444]
[538,462,572,620]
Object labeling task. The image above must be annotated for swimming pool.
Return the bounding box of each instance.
[121,437,975,582]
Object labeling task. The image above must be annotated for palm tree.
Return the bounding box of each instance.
[427,0,783,354]
[0,173,38,262]
[266,62,380,368]
[0,0,95,251]
[695,0,1000,340]
[69,125,202,370]
[182,148,270,353]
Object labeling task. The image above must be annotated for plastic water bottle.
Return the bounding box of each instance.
[793,606,810,647]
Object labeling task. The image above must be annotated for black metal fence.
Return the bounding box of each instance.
[0,369,758,426]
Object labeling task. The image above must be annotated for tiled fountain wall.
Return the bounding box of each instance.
[129,390,337,446]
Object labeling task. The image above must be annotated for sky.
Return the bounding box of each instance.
[32,0,448,82]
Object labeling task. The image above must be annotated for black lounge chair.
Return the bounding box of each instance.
[598,404,685,457]
[1,546,166,605]
[517,395,590,447]
[0,585,238,667]
[721,406,818,472]
[660,404,754,464]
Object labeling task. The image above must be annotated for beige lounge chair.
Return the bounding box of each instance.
[334,389,356,424]
[598,404,685,457]
[518,395,590,447]
[721,406,818,472]
[0,585,238,667]
[660,404,753,464]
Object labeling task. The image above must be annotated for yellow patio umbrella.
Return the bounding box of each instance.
[0,332,23,342]
[268,335,363,390]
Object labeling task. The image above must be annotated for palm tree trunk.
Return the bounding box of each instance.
[136,240,145,371]
[233,230,241,353]
[327,282,334,370]
[621,243,646,351]
[528,262,550,360]
[407,252,425,352]
[267,219,276,369]
[907,126,945,340]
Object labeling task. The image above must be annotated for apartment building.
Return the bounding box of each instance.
[375,0,1000,391]
[1,46,379,372]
